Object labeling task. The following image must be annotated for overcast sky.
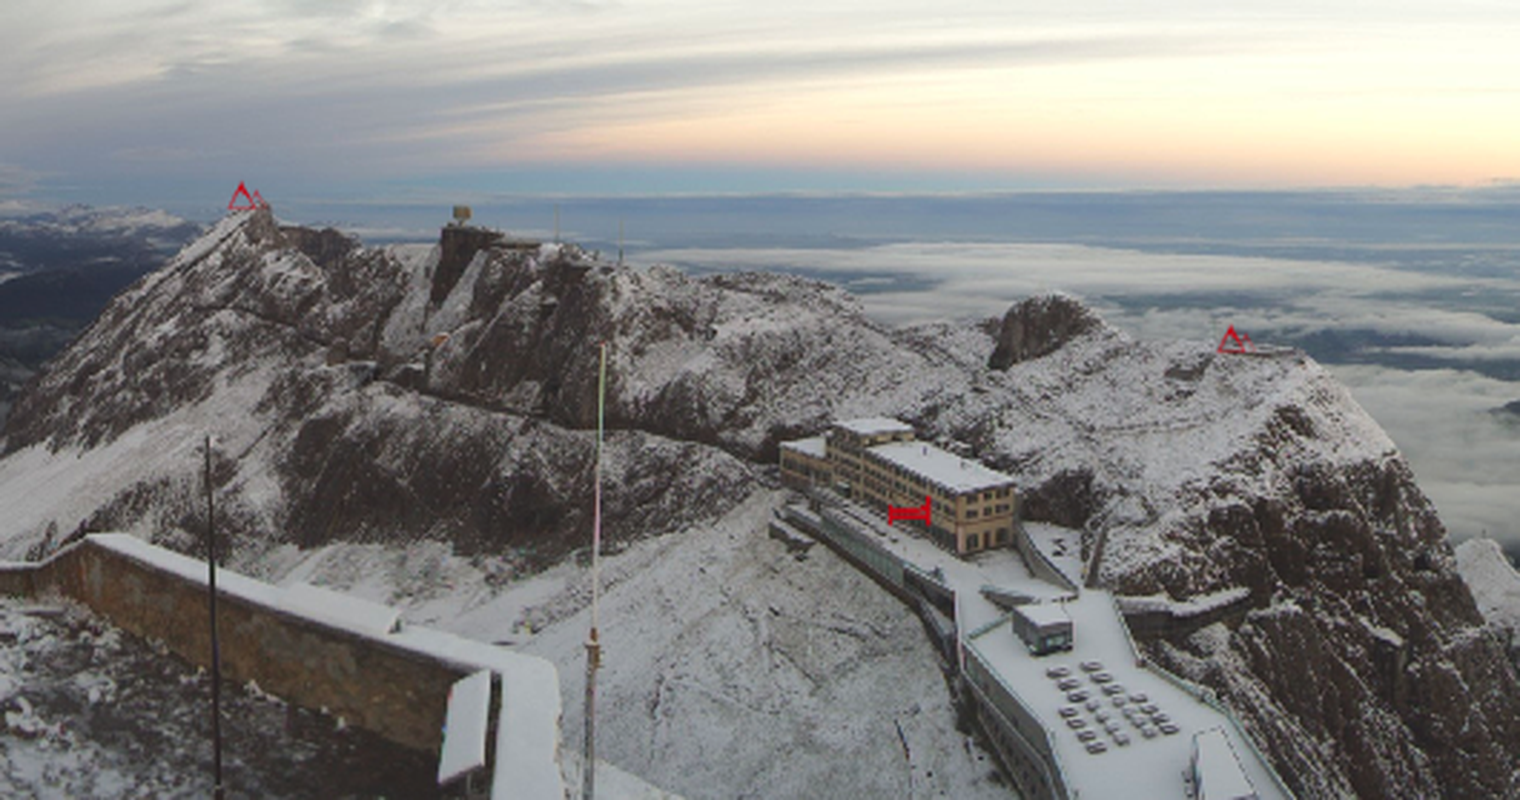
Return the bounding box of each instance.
[4,1,1520,214]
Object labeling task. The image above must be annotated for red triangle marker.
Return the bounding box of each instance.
[1217,325,1252,354]
[228,181,257,211]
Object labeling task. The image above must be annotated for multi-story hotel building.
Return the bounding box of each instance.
[779,417,1018,555]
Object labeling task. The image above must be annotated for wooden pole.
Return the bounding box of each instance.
[205,435,225,800]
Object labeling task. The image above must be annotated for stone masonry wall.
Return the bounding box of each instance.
[11,540,468,754]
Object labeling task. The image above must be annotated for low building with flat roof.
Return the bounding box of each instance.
[779,418,1017,555]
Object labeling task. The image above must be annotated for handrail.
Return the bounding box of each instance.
[967,609,1015,640]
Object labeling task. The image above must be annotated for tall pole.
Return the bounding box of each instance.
[617,219,624,266]
[583,342,607,800]
[204,435,224,800]
[555,204,561,244]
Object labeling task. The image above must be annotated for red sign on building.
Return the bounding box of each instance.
[888,496,932,527]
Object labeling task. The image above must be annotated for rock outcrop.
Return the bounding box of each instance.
[987,293,1101,369]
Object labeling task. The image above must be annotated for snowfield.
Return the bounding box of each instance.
[267,489,1012,798]
[1455,538,1520,637]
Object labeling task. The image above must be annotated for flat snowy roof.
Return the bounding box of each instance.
[780,436,827,459]
[868,441,1014,494]
[833,417,914,436]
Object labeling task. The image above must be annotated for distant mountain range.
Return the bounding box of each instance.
[0,204,202,422]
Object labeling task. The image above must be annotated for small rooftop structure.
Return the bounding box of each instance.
[869,440,1016,494]
[1011,602,1074,656]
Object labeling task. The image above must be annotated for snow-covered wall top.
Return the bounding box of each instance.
[7,532,566,798]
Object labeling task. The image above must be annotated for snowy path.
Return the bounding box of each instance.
[0,597,434,799]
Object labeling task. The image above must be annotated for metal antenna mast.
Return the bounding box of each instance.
[583,342,607,800]
[204,435,225,800]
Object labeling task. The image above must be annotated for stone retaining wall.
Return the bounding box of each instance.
[8,537,480,754]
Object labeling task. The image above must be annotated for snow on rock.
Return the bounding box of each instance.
[1116,586,1251,618]
[1455,537,1520,637]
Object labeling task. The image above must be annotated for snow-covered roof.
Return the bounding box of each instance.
[1014,602,1071,628]
[1193,727,1258,799]
[868,441,1015,494]
[780,436,827,459]
[833,417,914,436]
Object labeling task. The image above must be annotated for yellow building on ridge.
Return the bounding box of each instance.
[779,417,1018,556]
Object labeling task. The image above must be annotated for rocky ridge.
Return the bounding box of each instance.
[1,208,1516,797]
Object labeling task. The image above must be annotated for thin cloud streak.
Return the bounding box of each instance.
[4,1,1520,201]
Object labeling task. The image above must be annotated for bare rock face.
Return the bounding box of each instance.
[987,293,1102,369]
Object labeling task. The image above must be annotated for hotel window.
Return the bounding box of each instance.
[967,509,978,519]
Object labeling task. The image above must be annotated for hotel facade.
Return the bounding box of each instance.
[779,417,1018,555]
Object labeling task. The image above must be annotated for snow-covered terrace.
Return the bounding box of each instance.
[821,497,1071,605]
[1020,522,1085,587]
[964,589,1290,800]
[812,498,1290,799]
